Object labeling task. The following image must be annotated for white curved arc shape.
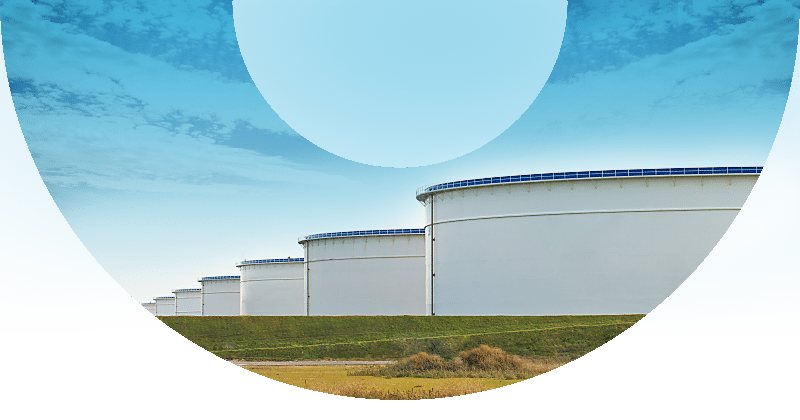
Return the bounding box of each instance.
[428,207,743,227]
[305,255,424,262]
[240,278,303,282]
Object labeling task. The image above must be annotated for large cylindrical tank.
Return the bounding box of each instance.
[416,166,762,315]
[198,276,240,316]
[172,288,202,316]
[141,302,157,315]
[299,229,427,315]
[237,258,305,316]
[153,296,176,316]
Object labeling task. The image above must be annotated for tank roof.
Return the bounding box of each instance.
[154,296,175,300]
[198,275,240,281]
[237,258,304,267]
[416,166,763,201]
[172,288,201,293]
[298,228,425,243]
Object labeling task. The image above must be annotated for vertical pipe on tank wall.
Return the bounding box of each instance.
[304,243,310,316]
[239,271,244,316]
[430,195,435,316]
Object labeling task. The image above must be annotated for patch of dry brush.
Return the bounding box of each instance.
[356,344,570,380]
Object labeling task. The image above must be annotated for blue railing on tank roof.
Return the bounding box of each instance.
[239,258,304,265]
[199,275,240,280]
[172,288,201,292]
[299,228,425,242]
[415,166,763,199]
[154,296,175,299]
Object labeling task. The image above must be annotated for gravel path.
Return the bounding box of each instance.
[232,360,396,367]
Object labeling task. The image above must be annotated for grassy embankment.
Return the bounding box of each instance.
[0,330,800,420]
[159,314,644,361]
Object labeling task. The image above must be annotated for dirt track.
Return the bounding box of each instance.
[232,360,395,367]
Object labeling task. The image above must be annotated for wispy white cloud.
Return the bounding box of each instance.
[4,5,285,127]
[21,112,346,195]
[4,0,794,303]
[33,0,238,56]
[460,0,798,177]
[552,0,796,82]
[2,0,347,195]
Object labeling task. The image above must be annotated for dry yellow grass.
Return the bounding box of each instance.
[243,345,571,400]
[243,365,524,399]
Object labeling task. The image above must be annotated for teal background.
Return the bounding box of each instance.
[0,5,800,418]
[0,5,800,335]
[0,18,167,333]
[233,0,567,167]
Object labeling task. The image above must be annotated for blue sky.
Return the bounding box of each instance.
[1,0,797,302]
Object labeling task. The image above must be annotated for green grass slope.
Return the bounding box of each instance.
[159,315,644,361]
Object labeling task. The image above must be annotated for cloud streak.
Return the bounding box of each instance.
[2,0,796,301]
[2,0,350,196]
[484,0,798,170]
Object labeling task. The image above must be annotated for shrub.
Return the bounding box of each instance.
[406,352,447,371]
[457,344,529,371]
[357,344,568,380]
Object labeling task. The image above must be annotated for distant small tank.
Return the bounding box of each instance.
[299,229,427,315]
[237,258,305,316]
[198,276,240,316]
[153,296,176,316]
[141,302,157,316]
[172,288,202,316]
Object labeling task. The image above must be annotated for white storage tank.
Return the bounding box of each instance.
[416,166,762,316]
[299,229,427,316]
[173,288,202,316]
[153,296,176,316]
[237,258,305,316]
[198,276,240,316]
[141,302,157,315]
